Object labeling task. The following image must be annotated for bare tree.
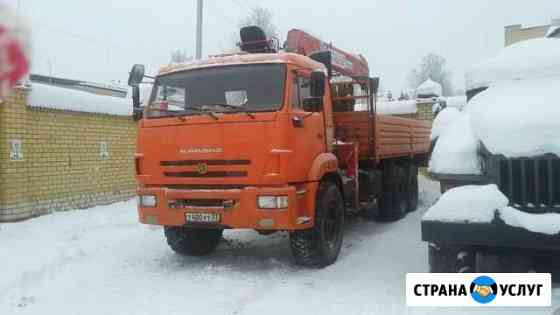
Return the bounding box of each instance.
[238,6,278,39]
[170,49,192,64]
[408,53,454,96]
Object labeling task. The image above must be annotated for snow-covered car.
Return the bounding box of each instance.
[421,37,560,273]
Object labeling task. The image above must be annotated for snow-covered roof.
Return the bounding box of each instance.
[416,79,442,97]
[375,100,417,115]
[466,38,560,91]
[465,76,560,157]
[28,83,132,116]
[444,95,467,110]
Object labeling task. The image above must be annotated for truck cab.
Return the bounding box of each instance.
[134,52,333,232]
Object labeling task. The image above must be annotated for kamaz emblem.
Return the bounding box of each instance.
[180,147,223,154]
[196,163,208,175]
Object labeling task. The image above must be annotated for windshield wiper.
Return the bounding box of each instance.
[194,103,255,119]
[227,109,255,119]
[179,105,219,120]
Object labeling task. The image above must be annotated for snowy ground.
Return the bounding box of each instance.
[1,176,559,315]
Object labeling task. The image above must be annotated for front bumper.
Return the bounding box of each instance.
[422,218,560,250]
[137,183,317,231]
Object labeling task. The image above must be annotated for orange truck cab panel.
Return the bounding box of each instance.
[136,53,332,231]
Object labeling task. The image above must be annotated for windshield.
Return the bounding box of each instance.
[147,64,285,118]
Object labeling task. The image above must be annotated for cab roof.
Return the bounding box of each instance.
[158,52,326,76]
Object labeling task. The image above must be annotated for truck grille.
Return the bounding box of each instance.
[168,199,237,209]
[164,171,247,178]
[495,155,560,212]
[160,159,250,178]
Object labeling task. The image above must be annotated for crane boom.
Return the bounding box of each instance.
[285,29,369,78]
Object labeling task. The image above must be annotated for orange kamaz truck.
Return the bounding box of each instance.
[128,27,431,267]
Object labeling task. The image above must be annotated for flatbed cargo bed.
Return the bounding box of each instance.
[333,111,432,162]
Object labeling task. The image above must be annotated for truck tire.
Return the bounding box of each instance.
[290,181,344,267]
[379,166,407,221]
[164,226,223,256]
[428,243,475,273]
[406,164,419,212]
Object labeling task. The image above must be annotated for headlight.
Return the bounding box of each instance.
[258,196,288,209]
[138,195,157,207]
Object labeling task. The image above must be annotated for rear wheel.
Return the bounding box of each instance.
[379,165,407,221]
[290,181,345,267]
[406,164,419,212]
[164,226,223,256]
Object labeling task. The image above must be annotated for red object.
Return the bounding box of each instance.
[285,29,369,78]
[0,24,29,93]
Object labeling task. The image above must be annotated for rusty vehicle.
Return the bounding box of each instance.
[128,26,431,267]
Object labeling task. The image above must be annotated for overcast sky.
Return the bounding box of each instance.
[21,0,560,93]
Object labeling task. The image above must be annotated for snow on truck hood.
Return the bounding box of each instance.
[465,77,560,158]
[430,38,560,174]
[430,77,560,175]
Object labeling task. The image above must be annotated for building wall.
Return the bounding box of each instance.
[505,19,560,47]
[0,88,136,222]
[505,24,549,47]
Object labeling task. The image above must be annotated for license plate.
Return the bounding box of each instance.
[186,212,220,224]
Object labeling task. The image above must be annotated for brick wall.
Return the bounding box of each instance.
[391,102,435,121]
[0,87,136,222]
[416,103,434,120]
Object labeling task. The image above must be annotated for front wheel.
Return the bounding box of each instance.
[164,226,223,256]
[428,243,475,273]
[290,181,345,267]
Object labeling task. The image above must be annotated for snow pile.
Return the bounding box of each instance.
[423,184,508,223]
[424,184,560,235]
[0,176,456,315]
[375,99,417,115]
[500,207,560,235]
[465,77,560,157]
[430,107,461,140]
[29,83,132,116]
[416,79,442,97]
[466,38,560,90]
[429,114,481,175]
[444,95,467,110]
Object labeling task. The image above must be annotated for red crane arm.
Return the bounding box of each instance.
[285,29,369,78]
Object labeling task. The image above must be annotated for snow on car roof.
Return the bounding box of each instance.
[466,38,560,91]
[28,83,132,116]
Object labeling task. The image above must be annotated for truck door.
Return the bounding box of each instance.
[288,70,327,182]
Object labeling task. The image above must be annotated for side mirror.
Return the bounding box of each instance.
[310,70,325,98]
[132,86,143,121]
[128,64,145,87]
[370,77,380,95]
